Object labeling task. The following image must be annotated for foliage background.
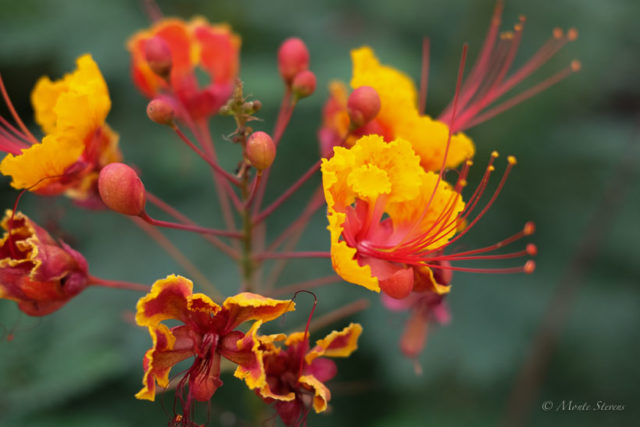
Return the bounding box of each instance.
[0,0,638,426]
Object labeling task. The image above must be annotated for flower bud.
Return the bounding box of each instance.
[146,98,174,125]
[292,70,316,99]
[277,38,310,83]
[144,36,172,78]
[98,163,146,216]
[347,86,381,128]
[246,131,276,171]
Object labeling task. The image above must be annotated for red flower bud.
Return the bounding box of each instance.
[347,86,381,128]
[98,163,146,216]
[144,36,172,78]
[146,98,175,125]
[292,70,316,99]
[379,267,414,300]
[278,38,310,83]
[246,131,276,171]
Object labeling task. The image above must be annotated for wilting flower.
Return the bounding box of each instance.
[0,210,89,316]
[322,135,535,300]
[135,275,294,422]
[238,323,362,426]
[0,55,121,205]
[127,17,240,121]
[319,3,578,169]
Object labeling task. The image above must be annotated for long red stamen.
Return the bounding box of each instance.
[0,75,38,144]
[439,1,578,132]
[418,37,430,115]
[397,44,468,245]
[423,260,535,274]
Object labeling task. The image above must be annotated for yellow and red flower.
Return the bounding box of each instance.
[135,275,294,421]
[0,55,121,204]
[127,17,240,121]
[322,135,535,300]
[238,323,362,426]
[0,210,89,316]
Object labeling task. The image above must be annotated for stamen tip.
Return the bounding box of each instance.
[459,179,468,187]
[567,28,578,41]
[514,23,523,32]
[507,155,517,165]
[571,60,582,72]
[553,27,564,39]
[523,221,535,236]
[488,165,495,172]
[466,160,473,167]
[519,15,526,23]
[526,243,538,256]
[524,260,536,274]
[491,150,499,158]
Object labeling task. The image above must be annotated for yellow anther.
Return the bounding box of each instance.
[567,28,578,41]
[507,155,517,165]
[491,151,499,158]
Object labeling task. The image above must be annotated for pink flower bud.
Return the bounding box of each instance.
[292,70,316,99]
[278,37,310,83]
[98,163,146,216]
[246,131,276,171]
[144,36,172,78]
[146,98,174,125]
[347,86,381,128]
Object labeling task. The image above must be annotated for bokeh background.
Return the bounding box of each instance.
[1,0,638,426]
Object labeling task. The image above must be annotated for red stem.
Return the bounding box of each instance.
[140,211,243,238]
[89,276,150,292]
[145,191,240,258]
[253,160,321,225]
[256,251,330,260]
[173,124,241,187]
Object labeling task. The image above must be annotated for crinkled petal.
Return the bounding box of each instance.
[232,320,267,390]
[136,275,220,327]
[0,134,84,191]
[222,292,294,330]
[299,375,332,413]
[305,323,362,364]
[191,19,240,85]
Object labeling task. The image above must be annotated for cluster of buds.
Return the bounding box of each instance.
[0,1,578,425]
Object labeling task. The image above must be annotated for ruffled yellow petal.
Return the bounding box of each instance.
[305,323,362,364]
[399,114,475,171]
[322,135,425,212]
[0,134,84,190]
[299,375,332,413]
[31,54,110,138]
[222,292,294,329]
[327,211,379,292]
[350,46,417,129]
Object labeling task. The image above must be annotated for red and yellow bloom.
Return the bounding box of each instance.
[0,210,89,316]
[0,55,121,204]
[127,17,240,120]
[322,135,534,300]
[135,275,294,420]
[239,323,362,426]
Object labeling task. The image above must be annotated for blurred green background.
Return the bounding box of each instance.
[0,0,638,426]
